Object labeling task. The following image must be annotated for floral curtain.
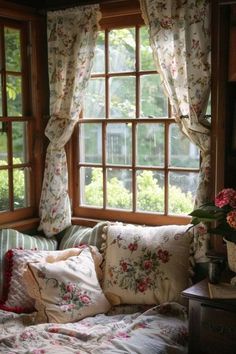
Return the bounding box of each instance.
[38,5,101,237]
[140,0,211,262]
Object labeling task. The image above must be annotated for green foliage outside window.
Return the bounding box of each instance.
[84,168,194,214]
[0,158,25,211]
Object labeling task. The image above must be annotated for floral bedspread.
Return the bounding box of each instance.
[0,303,188,354]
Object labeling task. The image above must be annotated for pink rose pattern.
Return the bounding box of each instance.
[108,235,172,294]
[36,268,93,314]
[59,280,92,313]
[0,302,188,352]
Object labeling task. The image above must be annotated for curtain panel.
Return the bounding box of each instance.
[140,0,211,262]
[38,5,101,237]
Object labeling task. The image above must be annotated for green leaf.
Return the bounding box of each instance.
[189,209,221,220]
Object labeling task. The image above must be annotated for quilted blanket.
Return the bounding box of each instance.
[0,303,188,353]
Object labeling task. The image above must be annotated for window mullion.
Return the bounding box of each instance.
[132,122,137,212]
[164,122,170,215]
[102,121,107,209]
[103,29,109,209]
[8,122,14,210]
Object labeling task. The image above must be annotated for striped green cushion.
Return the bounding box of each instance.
[0,228,58,300]
[59,221,107,251]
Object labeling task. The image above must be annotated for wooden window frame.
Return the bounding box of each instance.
[0,4,48,228]
[70,2,199,226]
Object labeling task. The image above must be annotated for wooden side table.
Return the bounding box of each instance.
[182,279,236,354]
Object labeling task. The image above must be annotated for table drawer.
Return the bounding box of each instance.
[200,304,236,354]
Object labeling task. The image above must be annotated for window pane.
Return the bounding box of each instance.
[5,27,21,72]
[0,128,8,164]
[169,124,199,168]
[137,170,164,213]
[107,168,132,210]
[7,75,22,116]
[13,167,30,209]
[0,169,9,211]
[109,28,135,73]
[83,78,105,118]
[110,77,135,118]
[140,74,168,118]
[140,27,156,71]
[12,122,28,163]
[92,31,105,74]
[137,123,164,166]
[81,167,103,207]
[79,123,102,164]
[168,172,198,215]
[107,123,132,165]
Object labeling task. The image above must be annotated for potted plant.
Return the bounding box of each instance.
[189,188,236,273]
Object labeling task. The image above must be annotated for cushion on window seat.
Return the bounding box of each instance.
[22,246,111,323]
[102,223,193,306]
[0,228,57,301]
[59,221,107,251]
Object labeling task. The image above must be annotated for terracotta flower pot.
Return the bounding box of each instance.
[224,238,236,273]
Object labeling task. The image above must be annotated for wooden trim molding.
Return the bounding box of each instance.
[0,217,40,231]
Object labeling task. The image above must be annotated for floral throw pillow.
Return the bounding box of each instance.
[23,246,111,323]
[0,247,96,313]
[102,223,192,306]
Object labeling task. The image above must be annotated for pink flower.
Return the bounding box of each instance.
[227,210,236,229]
[128,242,138,252]
[157,249,170,263]
[63,293,71,301]
[196,223,208,235]
[66,283,76,293]
[215,188,236,208]
[120,260,128,272]
[80,294,91,304]
[160,17,173,29]
[143,260,153,270]
[137,278,150,293]
[115,331,130,339]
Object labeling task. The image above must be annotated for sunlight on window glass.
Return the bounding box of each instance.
[169,124,200,168]
[136,170,164,213]
[109,28,135,73]
[168,172,198,215]
[13,167,30,209]
[0,169,9,211]
[4,27,21,72]
[81,167,103,207]
[107,168,132,210]
[110,77,135,118]
[92,31,105,74]
[140,75,168,118]
[83,78,105,118]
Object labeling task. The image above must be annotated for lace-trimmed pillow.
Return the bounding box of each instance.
[0,228,57,301]
[0,247,94,313]
[102,223,193,306]
[23,246,111,323]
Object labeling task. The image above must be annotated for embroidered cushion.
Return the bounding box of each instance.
[0,228,57,300]
[102,223,192,306]
[0,247,90,313]
[59,221,107,251]
[23,246,111,323]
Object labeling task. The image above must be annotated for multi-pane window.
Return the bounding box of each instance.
[75,26,200,224]
[0,20,32,215]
